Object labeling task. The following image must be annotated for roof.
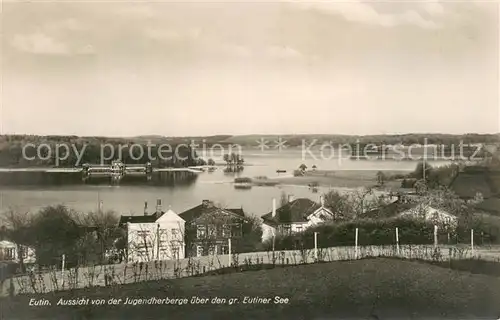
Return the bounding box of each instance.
[178,201,245,222]
[0,240,16,248]
[261,198,320,224]
[119,212,164,225]
[448,167,499,199]
[474,197,500,216]
[364,200,418,218]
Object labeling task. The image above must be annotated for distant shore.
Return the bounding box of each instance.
[267,169,407,189]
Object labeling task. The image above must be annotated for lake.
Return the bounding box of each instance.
[0,149,452,217]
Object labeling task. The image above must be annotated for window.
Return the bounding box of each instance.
[160,231,169,242]
[137,230,150,238]
[207,225,216,237]
[295,225,303,233]
[231,224,242,238]
[197,225,206,238]
[222,225,231,238]
[4,248,15,260]
[171,228,179,237]
[220,245,229,255]
[196,245,204,257]
[172,246,180,259]
[282,225,291,235]
[208,245,216,256]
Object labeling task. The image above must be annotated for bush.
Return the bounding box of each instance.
[271,216,499,251]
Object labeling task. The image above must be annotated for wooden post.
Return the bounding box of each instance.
[314,232,318,261]
[471,229,474,256]
[395,227,400,255]
[228,238,232,267]
[434,225,438,248]
[355,228,359,259]
[61,254,66,288]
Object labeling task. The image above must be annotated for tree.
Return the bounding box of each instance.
[75,210,123,264]
[323,190,354,221]
[235,215,263,253]
[376,171,386,186]
[414,179,428,195]
[29,205,83,267]
[323,188,378,220]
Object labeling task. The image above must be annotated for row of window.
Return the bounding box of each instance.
[278,224,304,234]
[136,228,181,238]
[196,244,230,257]
[196,224,242,238]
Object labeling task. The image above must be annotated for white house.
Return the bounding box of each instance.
[261,195,334,242]
[398,203,458,228]
[119,200,185,263]
[0,240,36,264]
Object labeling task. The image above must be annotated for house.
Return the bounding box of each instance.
[449,166,500,201]
[119,199,185,263]
[261,195,334,242]
[178,200,247,257]
[0,240,36,264]
[366,197,458,228]
[398,203,458,227]
[473,197,500,217]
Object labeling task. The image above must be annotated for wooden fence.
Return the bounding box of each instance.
[2,243,500,297]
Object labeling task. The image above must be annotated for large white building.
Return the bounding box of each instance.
[119,200,185,262]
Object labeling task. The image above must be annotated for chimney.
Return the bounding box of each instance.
[288,194,295,203]
[320,195,324,207]
[272,198,276,218]
[144,201,148,216]
[156,199,162,214]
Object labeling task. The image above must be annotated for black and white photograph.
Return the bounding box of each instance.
[1,0,500,319]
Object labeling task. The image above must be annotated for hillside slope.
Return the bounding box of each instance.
[2,258,500,320]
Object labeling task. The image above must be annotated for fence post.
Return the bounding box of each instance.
[228,238,232,267]
[471,229,474,257]
[433,225,438,249]
[395,227,400,255]
[314,232,318,262]
[61,254,66,289]
[355,228,359,259]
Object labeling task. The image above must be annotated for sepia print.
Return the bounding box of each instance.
[1,0,500,319]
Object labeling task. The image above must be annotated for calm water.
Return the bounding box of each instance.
[0,149,451,217]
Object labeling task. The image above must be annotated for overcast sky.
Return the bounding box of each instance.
[1,0,499,136]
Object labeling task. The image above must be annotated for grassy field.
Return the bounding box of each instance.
[2,258,500,320]
[272,169,406,189]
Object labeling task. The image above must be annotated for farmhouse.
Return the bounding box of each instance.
[449,166,500,201]
[119,199,185,262]
[261,195,334,242]
[178,200,247,257]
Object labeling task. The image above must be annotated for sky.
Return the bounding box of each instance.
[1,0,499,137]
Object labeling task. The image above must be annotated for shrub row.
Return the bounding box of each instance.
[268,217,499,251]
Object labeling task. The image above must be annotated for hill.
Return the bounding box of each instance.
[3,258,500,319]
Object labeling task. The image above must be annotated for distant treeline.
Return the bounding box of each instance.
[0,135,203,167]
[2,133,499,149]
[222,133,499,147]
